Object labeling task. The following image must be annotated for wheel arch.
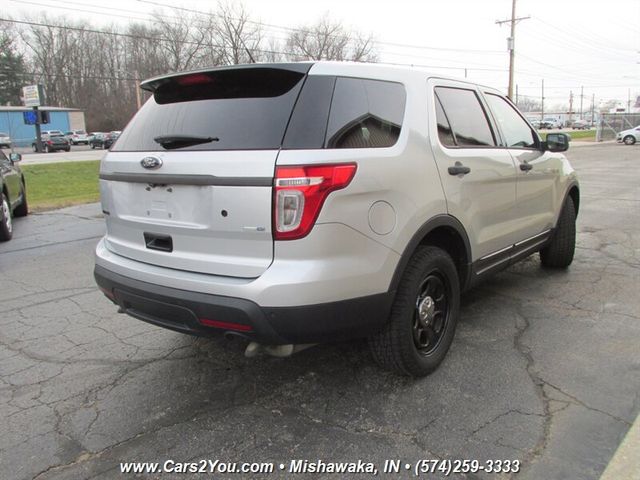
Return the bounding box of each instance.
[563,181,580,217]
[389,215,472,293]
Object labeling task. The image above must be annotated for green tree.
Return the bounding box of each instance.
[0,31,29,106]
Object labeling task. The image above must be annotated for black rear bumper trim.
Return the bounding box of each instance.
[94,265,393,345]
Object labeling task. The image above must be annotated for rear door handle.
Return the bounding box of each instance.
[519,162,533,171]
[448,162,471,176]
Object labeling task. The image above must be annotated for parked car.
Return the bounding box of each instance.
[616,125,640,145]
[89,132,108,149]
[65,130,89,145]
[104,131,121,149]
[541,118,561,129]
[0,150,28,241]
[32,134,71,153]
[41,130,64,137]
[571,120,590,130]
[94,62,579,376]
[0,132,12,149]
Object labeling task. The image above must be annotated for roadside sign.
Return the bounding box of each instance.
[22,84,44,107]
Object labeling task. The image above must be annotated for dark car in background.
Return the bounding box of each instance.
[32,134,71,153]
[0,151,28,241]
[91,131,120,149]
[105,131,121,149]
[89,132,108,149]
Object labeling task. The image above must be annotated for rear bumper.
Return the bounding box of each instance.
[94,265,393,345]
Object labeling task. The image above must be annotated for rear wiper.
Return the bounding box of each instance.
[153,134,219,150]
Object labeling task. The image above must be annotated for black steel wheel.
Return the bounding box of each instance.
[412,273,450,355]
[0,192,13,241]
[369,246,460,377]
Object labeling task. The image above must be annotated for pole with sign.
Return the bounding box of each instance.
[22,84,45,153]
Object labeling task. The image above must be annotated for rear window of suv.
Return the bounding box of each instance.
[113,67,306,152]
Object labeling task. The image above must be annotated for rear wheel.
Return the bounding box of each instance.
[540,198,576,268]
[44,145,51,153]
[623,135,636,145]
[0,193,13,241]
[369,246,460,376]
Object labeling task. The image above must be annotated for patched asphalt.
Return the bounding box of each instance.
[0,142,638,479]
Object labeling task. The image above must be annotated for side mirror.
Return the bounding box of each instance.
[9,153,22,163]
[543,133,570,152]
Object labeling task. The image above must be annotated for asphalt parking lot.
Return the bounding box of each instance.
[1,142,638,479]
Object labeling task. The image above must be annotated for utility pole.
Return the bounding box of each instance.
[541,79,545,121]
[628,88,631,113]
[135,70,142,110]
[580,86,584,120]
[496,0,530,100]
[591,93,595,126]
[569,91,574,124]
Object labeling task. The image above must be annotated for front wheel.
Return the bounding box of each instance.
[13,181,28,217]
[540,198,576,268]
[623,135,636,145]
[0,193,13,241]
[369,246,460,377]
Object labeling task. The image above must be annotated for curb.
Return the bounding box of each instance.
[599,412,640,480]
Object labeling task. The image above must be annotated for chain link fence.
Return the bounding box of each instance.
[596,113,640,141]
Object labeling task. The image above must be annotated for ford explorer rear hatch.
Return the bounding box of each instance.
[100,64,311,278]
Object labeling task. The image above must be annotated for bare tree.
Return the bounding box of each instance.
[286,14,377,62]
[516,96,542,112]
[214,2,263,65]
[151,9,209,72]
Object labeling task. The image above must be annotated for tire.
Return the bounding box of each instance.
[369,246,460,377]
[32,144,37,152]
[13,181,28,217]
[45,145,51,153]
[623,135,636,145]
[0,192,13,241]
[65,147,70,152]
[540,198,576,268]
[91,144,95,149]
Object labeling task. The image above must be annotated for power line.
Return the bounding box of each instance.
[134,0,505,55]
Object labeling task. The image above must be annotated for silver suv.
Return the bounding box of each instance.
[94,62,579,376]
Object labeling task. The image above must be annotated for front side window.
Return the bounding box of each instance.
[325,78,406,149]
[435,87,496,147]
[485,94,537,148]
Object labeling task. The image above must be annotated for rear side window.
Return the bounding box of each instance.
[435,87,496,147]
[484,94,537,148]
[325,78,405,148]
[435,96,455,147]
[113,68,306,151]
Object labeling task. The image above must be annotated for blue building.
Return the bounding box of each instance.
[0,106,86,148]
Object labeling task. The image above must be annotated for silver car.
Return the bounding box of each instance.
[94,62,579,376]
[0,132,12,149]
[616,125,640,145]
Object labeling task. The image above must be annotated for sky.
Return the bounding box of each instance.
[2,0,639,111]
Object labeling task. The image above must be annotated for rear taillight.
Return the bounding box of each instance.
[273,163,357,240]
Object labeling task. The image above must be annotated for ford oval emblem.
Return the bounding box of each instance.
[141,156,162,170]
